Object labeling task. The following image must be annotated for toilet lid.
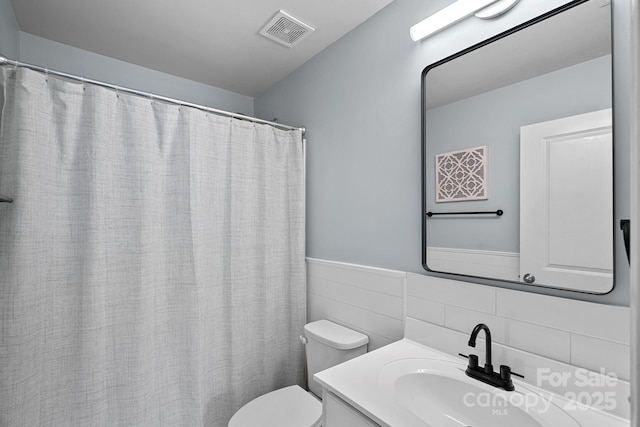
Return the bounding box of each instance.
[228,385,322,427]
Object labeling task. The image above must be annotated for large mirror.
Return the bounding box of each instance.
[422,0,613,293]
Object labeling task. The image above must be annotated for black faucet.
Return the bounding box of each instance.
[469,323,493,374]
[464,323,522,391]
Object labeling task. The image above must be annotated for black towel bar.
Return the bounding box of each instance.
[426,209,503,218]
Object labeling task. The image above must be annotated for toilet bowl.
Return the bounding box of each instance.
[228,320,369,427]
[228,385,321,427]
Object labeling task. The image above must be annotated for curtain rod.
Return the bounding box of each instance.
[0,55,305,136]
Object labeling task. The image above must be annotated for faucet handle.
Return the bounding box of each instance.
[468,354,479,370]
[500,365,525,380]
[500,365,512,381]
[458,353,479,370]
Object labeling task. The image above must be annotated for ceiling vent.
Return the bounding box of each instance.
[259,10,315,48]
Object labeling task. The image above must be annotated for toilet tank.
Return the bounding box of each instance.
[303,320,368,398]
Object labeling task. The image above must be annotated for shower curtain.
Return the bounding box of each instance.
[0,67,305,426]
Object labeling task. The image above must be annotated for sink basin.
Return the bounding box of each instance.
[378,358,581,427]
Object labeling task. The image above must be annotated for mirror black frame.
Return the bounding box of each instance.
[420,0,616,294]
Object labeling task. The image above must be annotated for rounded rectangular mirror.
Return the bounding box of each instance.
[422,0,614,293]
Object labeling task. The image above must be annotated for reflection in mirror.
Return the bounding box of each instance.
[422,0,613,293]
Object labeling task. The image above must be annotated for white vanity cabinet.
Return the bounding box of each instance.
[322,390,381,427]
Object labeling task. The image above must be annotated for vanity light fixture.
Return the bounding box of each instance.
[410,0,521,41]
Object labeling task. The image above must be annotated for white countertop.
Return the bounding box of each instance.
[314,339,629,427]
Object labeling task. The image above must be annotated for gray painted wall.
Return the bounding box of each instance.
[255,0,632,306]
[0,0,19,59]
[18,33,254,116]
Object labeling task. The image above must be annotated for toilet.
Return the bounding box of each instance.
[228,319,369,427]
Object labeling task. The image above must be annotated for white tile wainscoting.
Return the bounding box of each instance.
[425,247,520,281]
[306,258,631,419]
[307,258,406,351]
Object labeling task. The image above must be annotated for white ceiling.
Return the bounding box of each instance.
[10,0,395,97]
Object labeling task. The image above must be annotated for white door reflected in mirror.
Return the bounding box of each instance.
[520,109,613,293]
